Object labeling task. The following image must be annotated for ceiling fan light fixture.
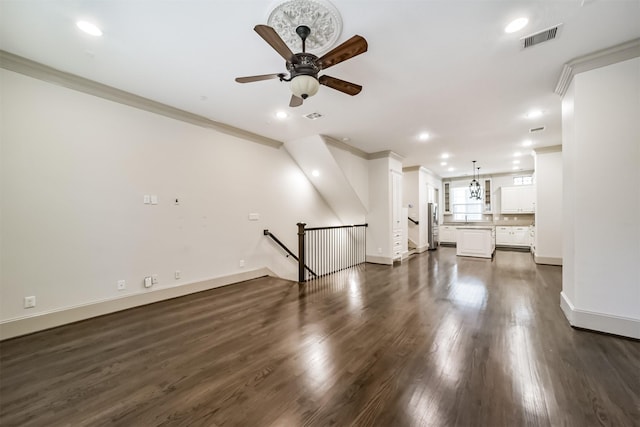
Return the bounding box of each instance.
[290,75,319,99]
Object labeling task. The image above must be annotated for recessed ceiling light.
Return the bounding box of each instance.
[513,166,520,170]
[76,21,103,36]
[505,17,529,34]
[526,110,543,119]
[311,170,320,177]
[441,153,449,159]
[514,151,522,157]
[275,111,288,119]
[513,159,521,164]
[418,132,429,141]
[522,139,533,147]
[440,162,447,166]
[448,167,454,172]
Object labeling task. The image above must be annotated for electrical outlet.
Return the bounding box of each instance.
[239,259,245,268]
[143,195,151,204]
[151,274,158,285]
[174,270,181,280]
[117,279,126,290]
[24,296,36,308]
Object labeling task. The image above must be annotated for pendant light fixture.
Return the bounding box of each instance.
[469,161,483,200]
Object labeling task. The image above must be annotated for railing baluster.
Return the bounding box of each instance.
[292,223,367,281]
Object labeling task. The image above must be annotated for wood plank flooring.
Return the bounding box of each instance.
[1,248,639,426]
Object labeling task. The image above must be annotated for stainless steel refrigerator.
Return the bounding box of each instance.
[428,202,439,250]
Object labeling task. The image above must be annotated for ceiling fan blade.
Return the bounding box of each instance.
[319,75,362,96]
[235,73,282,83]
[318,35,368,70]
[289,94,303,107]
[254,25,298,63]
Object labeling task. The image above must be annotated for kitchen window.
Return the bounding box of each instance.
[452,187,483,222]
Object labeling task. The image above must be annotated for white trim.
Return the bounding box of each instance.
[0,268,275,340]
[365,255,393,265]
[534,255,563,265]
[0,50,283,149]
[414,244,429,254]
[367,150,405,162]
[560,292,640,339]
[554,38,640,96]
[322,135,369,159]
[533,145,562,154]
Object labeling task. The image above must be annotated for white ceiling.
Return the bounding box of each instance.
[1,0,639,178]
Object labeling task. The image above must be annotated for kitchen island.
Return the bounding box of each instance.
[456,226,495,258]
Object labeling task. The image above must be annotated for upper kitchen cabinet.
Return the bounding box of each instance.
[500,185,535,213]
[483,178,492,213]
[443,182,451,213]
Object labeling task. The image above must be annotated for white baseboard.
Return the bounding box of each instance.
[366,255,393,265]
[0,267,275,341]
[560,292,640,339]
[535,255,563,266]
[415,244,429,253]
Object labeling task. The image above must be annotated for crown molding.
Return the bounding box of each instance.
[402,165,440,179]
[368,150,405,161]
[322,135,369,159]
[0,50,283,149]
[534,145,562,154]
[554,38,640,97]
[443,169,535,182]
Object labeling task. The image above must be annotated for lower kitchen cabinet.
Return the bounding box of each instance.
[495,226,530,248]
[439,225,457,244]
[456,227,495,258]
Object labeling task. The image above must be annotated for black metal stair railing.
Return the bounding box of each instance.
[263,230,317,279]
[297,223,368,282]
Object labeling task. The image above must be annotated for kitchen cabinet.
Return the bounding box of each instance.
[443,182,451,213]
[495,226,530,248]
[439,225,457,244]
[456,227,495,258]
[483,178,493,213]
[500,185,535,213]
[392,171,403,261]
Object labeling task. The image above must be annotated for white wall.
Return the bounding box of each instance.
[0,69,340,330]
[534,148,562,264]
[561,57,640,338]
[402,169,422,248]
[284,135,367,225]
[326,143,369,210]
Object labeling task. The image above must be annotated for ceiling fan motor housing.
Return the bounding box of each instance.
[287,53,321,78]
[287,53,321,99]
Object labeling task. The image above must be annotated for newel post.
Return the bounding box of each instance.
[297,222,306,283]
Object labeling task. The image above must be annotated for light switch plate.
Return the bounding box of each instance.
[248,213,260,221]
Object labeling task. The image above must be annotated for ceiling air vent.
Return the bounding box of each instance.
[521,24,563,48]
[529,126,546,133]
[304,112,323,120]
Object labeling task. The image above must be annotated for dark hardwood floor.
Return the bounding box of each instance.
[1,248,639,426]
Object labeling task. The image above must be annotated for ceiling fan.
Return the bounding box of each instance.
[235,24,368,107]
